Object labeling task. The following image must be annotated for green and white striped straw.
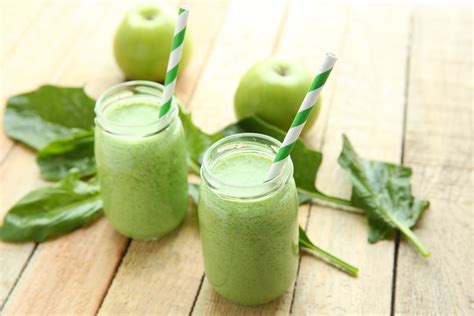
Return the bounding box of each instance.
[159,6,190,118]
[266,53,337,180]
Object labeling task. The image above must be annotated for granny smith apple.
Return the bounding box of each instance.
[234,59,321,134]
[114,3,192,82]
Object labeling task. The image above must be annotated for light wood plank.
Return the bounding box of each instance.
[0,149,41,309]
[98,202,203,315]
[2,219,127,315]
[395,7,473,314]
[292,3,412,314]
[403,8,472,169]
[191,0,349,314]
[0,0,52,63]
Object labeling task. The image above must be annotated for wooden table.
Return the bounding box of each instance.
[0,0,472,314]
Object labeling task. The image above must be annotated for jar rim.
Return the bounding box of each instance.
[95,80,178,136]
[201,133,293,199]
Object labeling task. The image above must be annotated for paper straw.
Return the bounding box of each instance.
[159,6,190,117]
[266,53,337,180]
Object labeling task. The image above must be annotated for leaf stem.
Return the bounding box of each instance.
[397,224,430,257]
[298,188,352,206]
[298,188,364,214]
[300,240,359,277]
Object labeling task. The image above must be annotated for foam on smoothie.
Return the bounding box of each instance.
[101,97,162,135]
[104,103,159,126]
[210,153,271,187]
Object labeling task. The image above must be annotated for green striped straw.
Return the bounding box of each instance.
[266,53,337,180]
[159,6,190,118]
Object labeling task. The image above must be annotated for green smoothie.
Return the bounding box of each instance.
[95,81,188,240]
[198,134,299,306]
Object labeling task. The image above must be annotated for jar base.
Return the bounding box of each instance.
[212,285,290,306]
[109,215,186,241]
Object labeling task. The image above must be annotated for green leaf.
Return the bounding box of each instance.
[299,227,359,277]
[4,85,96,150]
[180,111,351,207]
[178,109,222,174]
[37,130,95,181]
[338,134,430,257]
[0,172,102,242]
[188,182,357,276]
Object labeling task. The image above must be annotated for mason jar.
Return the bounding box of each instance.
[95,81,188,240]
[198,133,299,305]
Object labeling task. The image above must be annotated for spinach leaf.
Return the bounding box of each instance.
[338,134,430,257]
[299,227,359,277]
[4,85,96,150]
[187,183,357,276]
[37,130,95,181]
[179,110,222,174]
[0,172,102,242]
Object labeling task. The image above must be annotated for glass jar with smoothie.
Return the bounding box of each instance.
[95,81,188,240]
[198,133,299,306]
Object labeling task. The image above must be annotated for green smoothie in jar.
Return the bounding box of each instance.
[198,133,299,306]
[95,81,188,240]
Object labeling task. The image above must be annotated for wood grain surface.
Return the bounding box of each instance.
[394,7,473,315]
[0,0,472,315]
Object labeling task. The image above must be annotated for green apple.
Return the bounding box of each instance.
[114,3,192,82]
[234,59,321,134]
